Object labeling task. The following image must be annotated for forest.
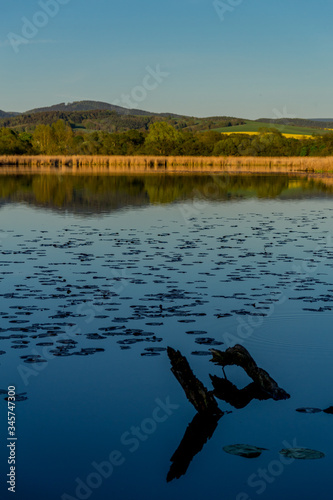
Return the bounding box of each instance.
[1,120,333,157]
[0,109,245,133]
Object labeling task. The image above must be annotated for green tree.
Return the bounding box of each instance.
[0,128,29,154]
[145,122,182,155]
[51,120,73,154]
[32,120,73,154]
[32,124,53,154]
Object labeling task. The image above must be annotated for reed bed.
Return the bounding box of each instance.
[0,155,333,174]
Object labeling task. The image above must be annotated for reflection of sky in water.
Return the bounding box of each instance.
[0,190,332,500]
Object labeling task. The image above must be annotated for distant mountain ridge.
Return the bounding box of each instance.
[310,118,333,123]
[25,100,182,118]
[0,100,331,135]
[0,110,20,118]
[1,100,332,123]
[0,101,245,134]
[256,117,333,129]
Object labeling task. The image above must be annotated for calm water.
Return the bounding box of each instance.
[0,174,332,500]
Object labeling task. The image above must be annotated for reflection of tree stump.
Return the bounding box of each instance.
[167,347,222,415]
[210,344,290,401]
[211,376,270,409]
[167,412,221,482]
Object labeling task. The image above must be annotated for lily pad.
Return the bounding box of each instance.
[296,407,322,414]
[223,444,268,458]
[279,448,325,460]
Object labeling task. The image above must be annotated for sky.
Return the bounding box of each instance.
[1,0,333,119]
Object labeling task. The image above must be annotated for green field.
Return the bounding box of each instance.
[213,120,329,136]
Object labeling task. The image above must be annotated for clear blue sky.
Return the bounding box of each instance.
[1,0,333,119]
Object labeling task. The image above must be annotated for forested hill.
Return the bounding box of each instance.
[256,117,333,129]
[1,100,330,134]
[0,99,331,133]
[0,109,246,134]
[0,110,19,119]
[311,118,333,123]
[26,100,157,116]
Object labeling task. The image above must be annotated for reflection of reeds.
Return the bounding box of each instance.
[1,155,333,173]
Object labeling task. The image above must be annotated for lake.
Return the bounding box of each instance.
[0,173,332,500]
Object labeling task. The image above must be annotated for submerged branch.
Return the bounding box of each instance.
[210,344,290,401]
[167,347,222,415]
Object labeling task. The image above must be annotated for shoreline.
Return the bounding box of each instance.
[0,155,333,175]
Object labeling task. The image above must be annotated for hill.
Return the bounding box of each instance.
[214,120,328,136]
[310,118,333,123]
[0,100,330,136]
[0,106,246,134]
[25,100,157,116]
[0,110,20,119]
[256,117,332,129]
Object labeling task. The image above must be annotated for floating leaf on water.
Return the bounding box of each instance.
[51,351,73,357]
[5,394,28,402]
[223,444,268,459]
[191,350,212,356]
[20,355,47,364]
[195,337,224,346]
[296,408,322,414]
[74,348,105,356]
[186,330,207,335]
[279,448,325,460]
[57,339,78,345]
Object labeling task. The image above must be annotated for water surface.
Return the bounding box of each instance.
[0,174,332,500]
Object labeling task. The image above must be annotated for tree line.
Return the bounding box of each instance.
[1,120,333,157]
[1,175,332,213]
[0,110,245,133]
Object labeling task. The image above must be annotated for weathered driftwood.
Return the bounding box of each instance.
[167,412,221,482]
[210,344,290,401]
[210,376,270,409]
[167,347,222,415]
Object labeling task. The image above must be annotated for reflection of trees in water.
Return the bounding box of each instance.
[0,174,333,212]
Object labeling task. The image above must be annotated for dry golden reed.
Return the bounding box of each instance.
[0,155,333,174]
